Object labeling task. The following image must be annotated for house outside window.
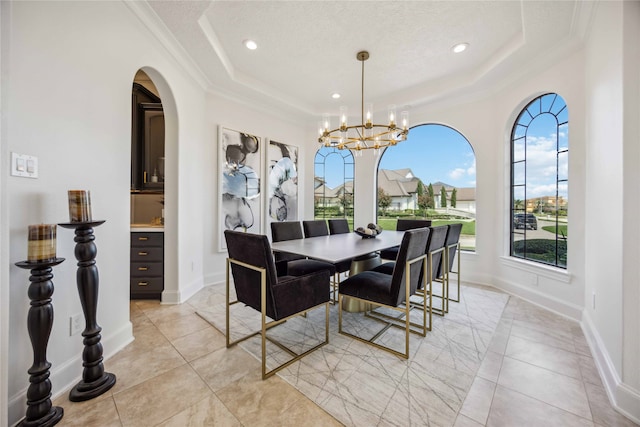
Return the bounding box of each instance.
[377,124,476,251]
[314,146,355,227]
[510,93,568,268]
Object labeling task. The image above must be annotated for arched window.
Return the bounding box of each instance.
[314,146,355,226]
[377,124,476,251]
[510,93,568,268]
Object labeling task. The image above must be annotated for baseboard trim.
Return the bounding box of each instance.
[582,312,640,424]
[162,277,204,304]
[470,276,583,321]
[8,321,133,427]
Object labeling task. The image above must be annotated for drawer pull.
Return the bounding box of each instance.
[137,282,149,286]
[138,251,148,256]
[137,267,148,271]
[138,237,149,241]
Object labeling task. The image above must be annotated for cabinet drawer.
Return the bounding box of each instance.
[131,233,163,247]
[131,247,163,262]
[130,277,163,292]
[131,262,163,277]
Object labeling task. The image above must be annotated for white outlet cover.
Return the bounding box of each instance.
[11,152,38,178]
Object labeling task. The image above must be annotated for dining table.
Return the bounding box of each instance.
[271,230,407,312]
[270,230,406,264]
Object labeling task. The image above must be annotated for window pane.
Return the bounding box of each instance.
[377,124,476,251]
[513,137,525,161]
[558,151,568,181]
[558,123,568,150]
[513,161,525,185]
[314,147,354,222]
[510,93,568,269]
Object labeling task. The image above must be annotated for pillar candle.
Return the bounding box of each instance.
[28,224,56,262]
[68,190,92,222]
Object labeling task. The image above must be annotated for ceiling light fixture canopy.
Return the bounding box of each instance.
[318,51,409,154]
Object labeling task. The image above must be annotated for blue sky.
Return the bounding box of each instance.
[316,124,476,189]
[378,124,476,188]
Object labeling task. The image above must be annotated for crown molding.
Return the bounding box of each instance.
[123,0,212,90]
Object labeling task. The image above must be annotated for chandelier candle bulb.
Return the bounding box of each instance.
[365,103,373,127]
[340,106,348,129]
[388,104,397,127]
[68,190,92,222]
[401,110,409,130]
[28,224,56,262]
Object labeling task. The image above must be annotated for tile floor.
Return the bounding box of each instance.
[52,284,638,427]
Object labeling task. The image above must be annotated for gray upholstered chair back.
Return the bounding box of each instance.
[224,230,279,318]
[328,218,350,235]
[389,228,431,306]
[396,219,432,231]
[303,220,329,238]
[425,225,448,281]
[438,223,462,277]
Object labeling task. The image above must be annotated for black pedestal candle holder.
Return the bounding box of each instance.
[58,220,116,401]
[15,258,65,427]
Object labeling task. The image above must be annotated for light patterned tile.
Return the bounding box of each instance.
[505,334,582,379]
[113,364,212,426]
[497,357,591,419]
[459,376,496,425]
[156,394,241,427]
[477,350,504,382]
[190,345,261,392]
[54,394,121,427]
[171,325,226,362]
[487,385,594,426]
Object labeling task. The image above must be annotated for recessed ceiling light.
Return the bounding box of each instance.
[243,39,257,50]
[331,93,341,99]
[452,43,468,54]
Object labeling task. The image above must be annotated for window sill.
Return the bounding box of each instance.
[499,256,572,283]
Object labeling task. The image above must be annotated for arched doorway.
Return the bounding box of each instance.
[130,68,178,303]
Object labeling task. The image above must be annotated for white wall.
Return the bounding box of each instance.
[202,95,308,286]
[2,2,208,424]
[582,1,640,421]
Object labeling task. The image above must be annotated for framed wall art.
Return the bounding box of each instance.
[266,139,298,231]
[218,126,262,251]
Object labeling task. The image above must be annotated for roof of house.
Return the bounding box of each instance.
[378,169,420,197]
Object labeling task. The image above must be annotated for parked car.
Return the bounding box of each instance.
[514,213,538,230]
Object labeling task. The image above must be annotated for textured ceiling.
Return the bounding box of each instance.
[142,1,590,119]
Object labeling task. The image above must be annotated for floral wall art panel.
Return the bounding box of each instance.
[219,126,262,251]
[266,139,298,230]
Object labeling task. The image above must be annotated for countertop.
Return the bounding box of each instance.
[131,224,164,232]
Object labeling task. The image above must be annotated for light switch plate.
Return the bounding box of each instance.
[11,152,38,178]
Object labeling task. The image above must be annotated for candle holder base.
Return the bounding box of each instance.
[69,372,116,402]
[18,406,63,427]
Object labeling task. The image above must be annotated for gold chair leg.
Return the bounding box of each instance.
[226,258,330,380]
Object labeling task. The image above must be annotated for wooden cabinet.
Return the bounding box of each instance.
[130,232,163,299]
[131,83,164,192]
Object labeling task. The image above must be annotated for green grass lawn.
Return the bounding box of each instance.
[542,224,568,237]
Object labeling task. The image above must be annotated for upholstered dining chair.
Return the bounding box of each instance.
[373,225,448,315]
[270,221,336,277]
[327,218,350,235]
[338,227,431,359]
[224,230,330,379]
[303,219,350,302]
[437,223,463,303]
[379,219,432,260]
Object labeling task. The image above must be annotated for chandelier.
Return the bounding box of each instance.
[318,51,409,153]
